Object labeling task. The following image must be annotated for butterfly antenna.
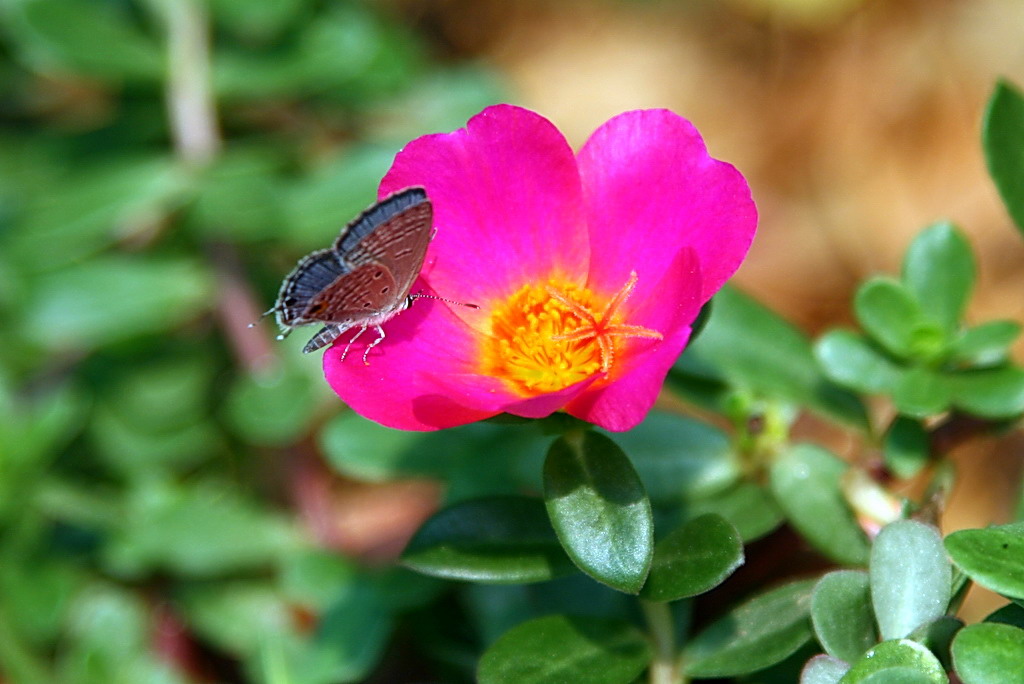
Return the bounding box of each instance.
[410,293,480,310]
[248,307,277,329]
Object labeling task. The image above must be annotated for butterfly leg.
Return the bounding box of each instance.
[303,324,344,353]
[361,325,387,365]
[339,325,370,362]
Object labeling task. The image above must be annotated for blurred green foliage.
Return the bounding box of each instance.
[0,0,504,681]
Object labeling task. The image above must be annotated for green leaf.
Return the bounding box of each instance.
[400,497,577,584]
[640,514,743,601]
[181,582,294,657]
[854,278,929,358]
[543,431,653,594]
[892,366,952,418]
[683,578,817,677]
[214,5,420,102]
[769,444,871,565]
[883,416,930,479]
[103,480,298,578]
[606,411,739,504]
[209,0,307,40]
[908,616,963,672]
[477,615,650,684]
[684,480,785,543]
[18,256,214,352]
[10,0,163,82]
[318,411,426,481]
[188,149,287,242]
[985,602,1024,629]
[224,365,321,446]
[811,570,877,664]
[815,330,903,395]
[952,623,1024,684]
[871,520,952,640]
[801,655,850,684]
[944,522,1024,599]
[677,286,869,429]
[901,222,975,334]
[5,156,187,272]
[302,584,394,683]
[983,79,1024,237]
[0,558,81,646]
[60,585,188,683]
[841,639,947,683]
[946,321,1022,367]
[948,366,1024,419]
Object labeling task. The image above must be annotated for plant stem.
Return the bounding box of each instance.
[160,0,220,167]
[641,599,685,684]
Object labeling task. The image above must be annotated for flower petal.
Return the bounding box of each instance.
[425,371,598,419]
[380,104,590,320]
[322,294,497,431]
[566,248,702,431]
[577,109,756,304]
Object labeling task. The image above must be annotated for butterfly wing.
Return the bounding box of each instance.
[303,262,402,325]
[336,187,433,299]
[274,249,348,327]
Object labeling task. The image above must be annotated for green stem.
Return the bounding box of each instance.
[641,599,685,684]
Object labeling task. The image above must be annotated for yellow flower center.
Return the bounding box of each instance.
[480,271,663,395]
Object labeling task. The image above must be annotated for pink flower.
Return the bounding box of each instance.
[323,105,756,431]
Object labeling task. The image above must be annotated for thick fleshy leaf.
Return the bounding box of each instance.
[946,321,1022,367]
[684,480,785,543]
[678,286,869,429]
[892,366,951,418]
[901,222,975,334]
[543,431,653,594]
[842,639,947,683]
[854,277,929,359]
[908,616,963,672]
[811,570,876,664]
[883,416,930,479]
[983,79,1024,237]
[801,655,850,684]
[401,497,576,584]
[815,330,903,395]
[477,615,650,684]
[683,578,817,677]
[944,522,1024,599]
[769,444,870,566]
[640,514,743,601]
[607,411,738,504]
[947,366,1024,419]
[952,623,1024,684]
[871,521,952,640]
[985,602,1024,629]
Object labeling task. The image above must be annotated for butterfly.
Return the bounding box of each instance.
[265,187,475,362]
